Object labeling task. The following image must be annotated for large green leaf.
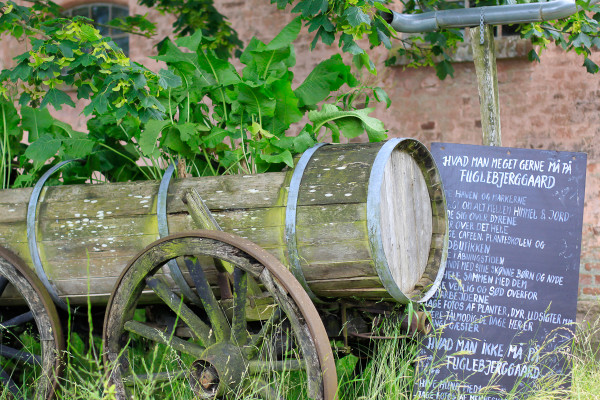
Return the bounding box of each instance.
[158,68,182,89]
[260,149,294,168]
[25,134,61,162]
[295,55,358,107]
[265,17,302,50]
[62,131,95,158]
[139,119,169,156]
[235,84,276,118]
[20,106,54,141]
[308,104,387,142]
[196,50,241,87]
[202,127,230,148]
[176,29,204,52]
[271,77,302,135]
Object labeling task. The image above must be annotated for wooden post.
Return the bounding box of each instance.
[470,26,502,146]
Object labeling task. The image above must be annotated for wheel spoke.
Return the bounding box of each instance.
[0,276,8,297]
[145,276,214,347]
[0,366,24,400]
[231,268,248,344]
[186,258,230,342]
[0,344,41,365]
[246,307,283,360]
[248,359,303,374]
[122,370,187,386]
[124,320,205,358]
[0,311,34,329]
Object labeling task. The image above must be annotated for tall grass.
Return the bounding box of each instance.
[2,311,600,399]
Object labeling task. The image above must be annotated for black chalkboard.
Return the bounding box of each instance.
[416,143,587,399]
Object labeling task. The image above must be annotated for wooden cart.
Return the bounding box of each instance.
[0,139,448,400]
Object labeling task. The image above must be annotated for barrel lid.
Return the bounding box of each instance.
[367,138,448,303]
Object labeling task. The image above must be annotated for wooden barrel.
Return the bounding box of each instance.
[0,140,447,305]
[284,139,447,302]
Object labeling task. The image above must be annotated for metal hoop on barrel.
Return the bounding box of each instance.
[27,160,78,310]
[157,162,201,304]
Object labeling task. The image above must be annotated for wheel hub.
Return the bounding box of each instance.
[190,342,246,398]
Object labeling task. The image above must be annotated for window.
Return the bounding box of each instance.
[63,3,129,55]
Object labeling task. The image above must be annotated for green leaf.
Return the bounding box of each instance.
[139,119,169,156]
[293,129,316,153]
[40,88,76,110]
[583,57,599,73]
[203,127,229,148]
[133,73,148,90]
[266,17,302,50]
[236,84,276,118]
[434,59,454,80]
[344,7,370,27]
[20,106,54,141]
[272,78,302,134]
[10,61,32,81]
[80,24,101,42]
[0,101,21,137]
[77,84,94,100]
[58,41,78,58]
[333,116,363,139]
[176,122,205,141]
[260,149,294,168]
[340,34,364,55]
[373,87,391,108]
[158,68,182,89]
[25,134,62,162]
[528,49,541,63]
[291,0,328,17]
[572,32,592,48]
[176,29,204,52]
[83,95,109,115]
[62,131,95,158]
[308,104,387,142]
[295,55,358,107]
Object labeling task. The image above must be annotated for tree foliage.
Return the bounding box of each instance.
[0,3,389,188]
[1,0,599,189]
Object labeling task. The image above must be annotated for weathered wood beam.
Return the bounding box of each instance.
[470,26,502,146]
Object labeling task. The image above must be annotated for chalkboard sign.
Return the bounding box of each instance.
[417,143,587,398]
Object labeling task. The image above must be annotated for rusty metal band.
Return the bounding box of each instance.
[27,160,76,310]
[284,143,328,303]
[157,163,200,303]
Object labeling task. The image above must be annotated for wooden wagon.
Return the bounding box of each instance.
[0,139,448,400]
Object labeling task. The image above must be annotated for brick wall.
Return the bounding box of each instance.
[2,0,599,310]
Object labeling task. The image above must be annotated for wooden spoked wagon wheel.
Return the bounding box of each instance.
[0,247,64,400]
[103,231,337,400]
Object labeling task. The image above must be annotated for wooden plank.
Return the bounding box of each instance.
[296,203,366,226]
[296,220,367,246]
[307,276,382,291]
[301,261,376,281]
[317,288,391,299]
[297,182,367,205]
